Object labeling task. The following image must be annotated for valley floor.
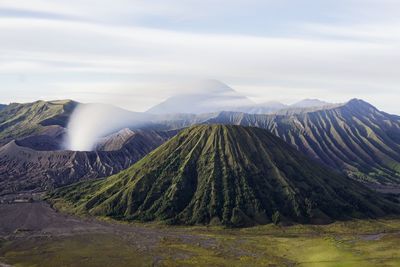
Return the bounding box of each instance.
[0,201,399,267]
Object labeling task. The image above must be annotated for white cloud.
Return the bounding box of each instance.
[0,0,179,19]
[0,1,400,114]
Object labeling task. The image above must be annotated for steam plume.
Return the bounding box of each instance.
[65,103,152,151]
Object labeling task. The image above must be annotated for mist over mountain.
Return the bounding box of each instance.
[147,80,255,114]
[49,125,399,226]
[65,103,158,151]
[232,101,288,114]
[291,99,331,108]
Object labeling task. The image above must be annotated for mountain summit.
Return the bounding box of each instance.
[291,99,331,108]
[146,80,255,114]
[50,125,397,227]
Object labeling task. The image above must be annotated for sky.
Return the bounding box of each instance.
[0,0,400,114]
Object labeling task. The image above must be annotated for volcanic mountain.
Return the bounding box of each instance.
[0,129,176,195]
[49,125,398,227]
[146,80,256,114]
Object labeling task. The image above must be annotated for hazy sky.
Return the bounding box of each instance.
[1,0,399,114]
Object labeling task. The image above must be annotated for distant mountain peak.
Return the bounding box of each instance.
[146,80,254,114]
[346,98,372,106]
[344,99,378,111]
[291,99,331,108]
[192,79,236,94]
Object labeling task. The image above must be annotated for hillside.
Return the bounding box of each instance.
[0,100,77,145]
[0,130,175,195]
[49,125,398,227]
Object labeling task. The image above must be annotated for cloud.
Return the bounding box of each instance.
[302,23,400,42]
[1,17,398,79]
[0,1,400,114]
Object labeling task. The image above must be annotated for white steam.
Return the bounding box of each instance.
[65,103,153,151]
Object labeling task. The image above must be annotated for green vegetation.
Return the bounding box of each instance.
[0,99,77,144]
[1,219,399,267]
[49,125,399,227]
[0,234,152,267]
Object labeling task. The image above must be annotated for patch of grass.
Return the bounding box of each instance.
[0,234,152,267]
[156,219,400,267]
[0,219,399,267]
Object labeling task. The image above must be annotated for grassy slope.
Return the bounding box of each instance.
[0,99,77,143]
[1,219,399,267]
[49,125,399,226]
